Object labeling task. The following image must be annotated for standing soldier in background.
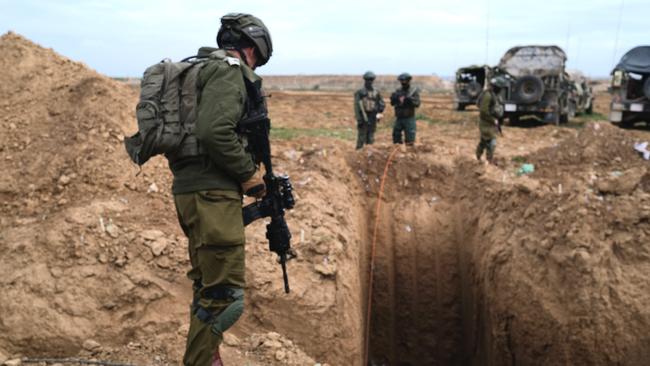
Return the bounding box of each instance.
[354,71,385,149]
[390,73,420,146]
[173,13,273,366]
[476,76,507,165]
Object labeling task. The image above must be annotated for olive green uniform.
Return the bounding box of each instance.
[476,90,501,161]
[354,86,385,149]
[170,47,259,366]
[390,86,420,144]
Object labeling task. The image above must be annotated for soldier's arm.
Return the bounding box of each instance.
[376,91,386,112]
[479,92,493,121]
[353,90,363,121]
[390,91,399,106]
[489,95,500,119]
[406,89,421,107]
[195,62,256,183]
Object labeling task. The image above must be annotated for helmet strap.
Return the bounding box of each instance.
[237,49,251,67]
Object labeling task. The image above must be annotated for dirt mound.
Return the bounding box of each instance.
[530,122,644,171]
[0,32,360,365]
[526,122,649,195]
[0,31,181,358]
[0,31,138,217]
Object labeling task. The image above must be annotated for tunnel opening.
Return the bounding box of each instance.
[365,197,474,366]
[353,154,484,366]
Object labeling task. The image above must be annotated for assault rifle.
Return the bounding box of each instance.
[239,109,296,294]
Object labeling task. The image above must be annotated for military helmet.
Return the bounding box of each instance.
[363,71,376,80]
[489,76,509,89]
[397,72,412,81]
[217,13,273,66]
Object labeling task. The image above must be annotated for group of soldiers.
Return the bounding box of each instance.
[353,72,421,149]
[354,71,507,165]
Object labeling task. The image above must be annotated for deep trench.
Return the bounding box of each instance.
[363,171,485,366]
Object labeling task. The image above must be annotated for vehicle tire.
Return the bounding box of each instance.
[513,75,545,104]
[586,102,593,114]
[509,115,520,125]
[568,102,577,119]
[620,112,635,128]
[644,78,650,99]
[550,112,560,126]
[466,81,482,98]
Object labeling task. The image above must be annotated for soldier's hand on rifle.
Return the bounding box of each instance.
[242,170,266,198]
[495,120,503,136]
[399,95,405,104]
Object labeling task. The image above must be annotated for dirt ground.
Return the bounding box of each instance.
[1,32,650,366]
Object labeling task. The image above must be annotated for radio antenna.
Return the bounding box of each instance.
[611,0,625,67]
[485,0,491,64]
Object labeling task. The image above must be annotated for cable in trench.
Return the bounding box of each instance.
[363,145,400,366]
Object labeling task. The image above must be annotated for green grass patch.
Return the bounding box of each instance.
[271,127,356,141]
[562,120,587,129]
[415,113,444,125]
[575,112,608,121]
[511,155,528,164]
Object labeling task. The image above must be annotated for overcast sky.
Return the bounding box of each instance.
[1,0,647,78]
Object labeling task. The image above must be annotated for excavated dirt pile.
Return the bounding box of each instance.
[1,32,649,366]
[0,32,361,366]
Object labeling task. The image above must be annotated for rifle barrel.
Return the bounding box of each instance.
[281,254,290,293]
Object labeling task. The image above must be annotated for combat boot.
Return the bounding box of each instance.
[212,348,224,366]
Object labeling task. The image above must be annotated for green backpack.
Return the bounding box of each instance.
[124,54,208,165]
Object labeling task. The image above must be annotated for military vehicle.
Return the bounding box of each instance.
[609,46,650,127]
[453,65,490,111]
[567,70,594,115]
[492,45,572,124]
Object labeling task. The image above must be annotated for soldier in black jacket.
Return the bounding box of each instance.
[390,73,420,145]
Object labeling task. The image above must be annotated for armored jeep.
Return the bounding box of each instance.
[609,46,650,127]
[492,45,572,124]
[567,70,594,115]
[453,65,490,111]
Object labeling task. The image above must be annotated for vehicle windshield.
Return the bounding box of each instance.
[456,68,486,84]
[457,72,477,82]
[499,47,566,77]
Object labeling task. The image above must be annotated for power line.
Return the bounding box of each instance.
[485,0,491,64]
[565,21,571,56]
[611,0,625,68]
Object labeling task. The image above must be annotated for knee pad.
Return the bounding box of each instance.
[210,288,244,336]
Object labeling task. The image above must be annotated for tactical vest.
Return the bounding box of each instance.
[360,89,380,113]
[393,87,418,118]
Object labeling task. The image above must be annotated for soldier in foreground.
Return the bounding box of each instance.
[354,71,385,149]
[124,12,292,366]
[390,73,421,145]
[174,14,273,365]
[476,77,507,165]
